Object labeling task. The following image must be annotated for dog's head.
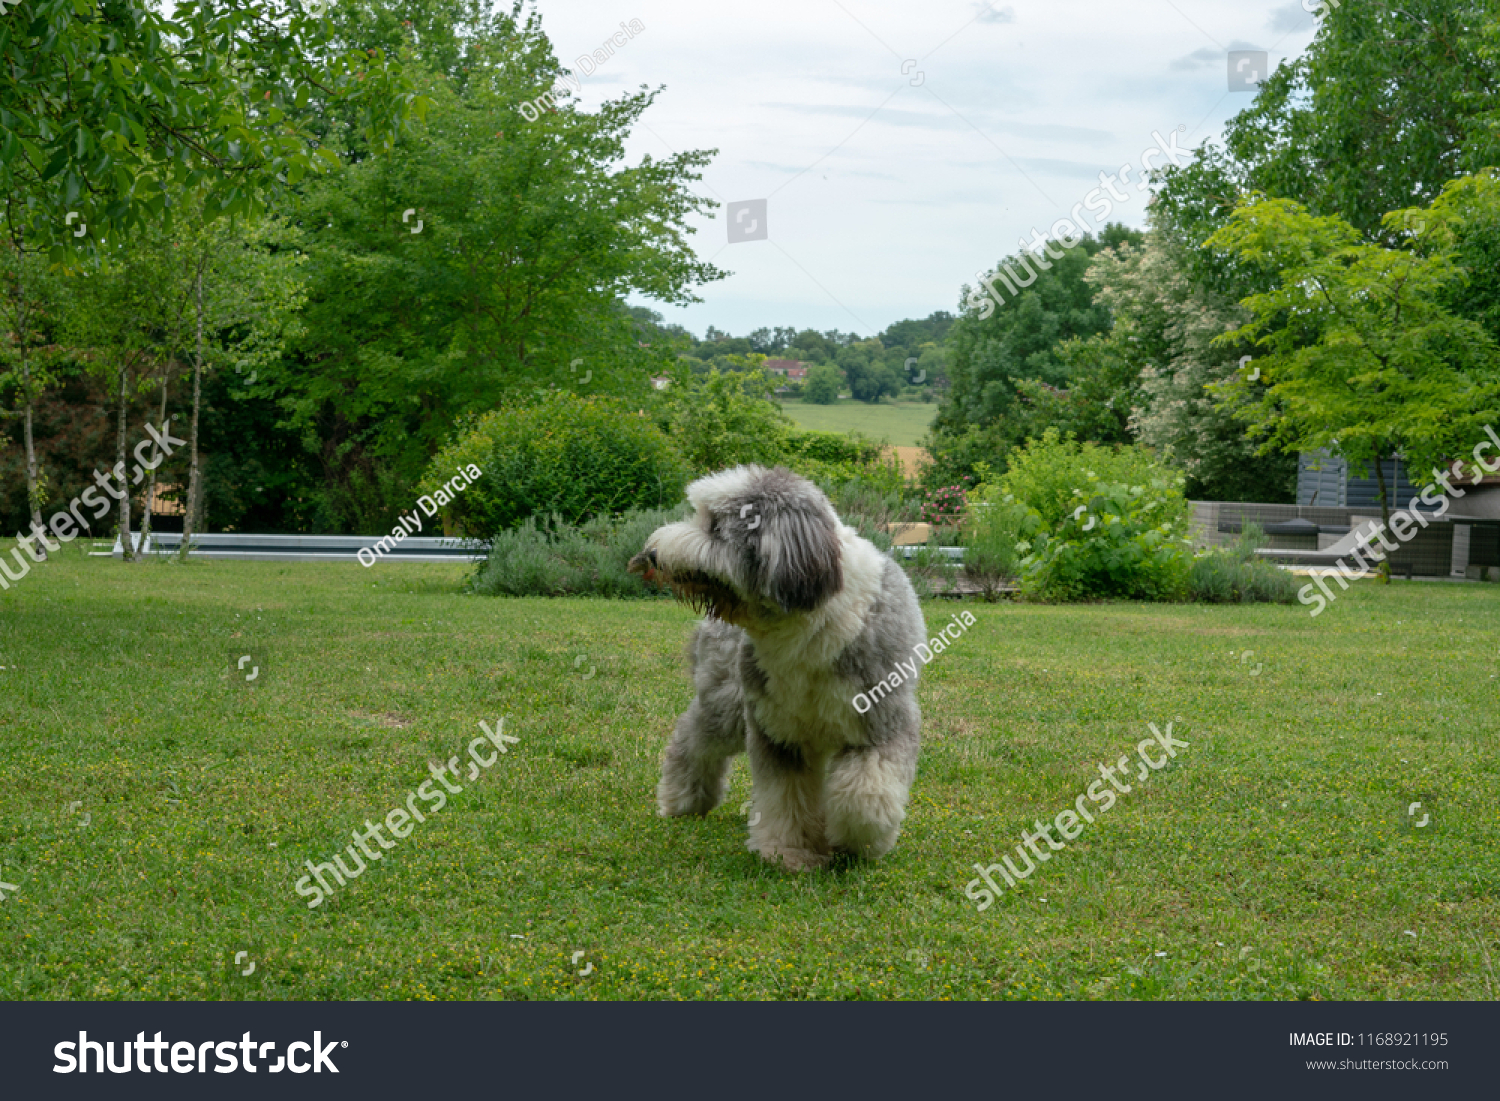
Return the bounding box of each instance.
[628,465,844,626]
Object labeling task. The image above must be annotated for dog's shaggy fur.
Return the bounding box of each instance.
[628,465,925,870]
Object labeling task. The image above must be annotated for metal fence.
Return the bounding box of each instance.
[97,532,486,563]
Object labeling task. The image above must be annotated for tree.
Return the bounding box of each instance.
[0,246,65,551]
[0,0,424,261]
[926,227,1144,484]
[279,19,723,527]
[1207,175,1500,574]
[176,211,307,550]
[1007,335,1138,450]
[837,341,899,403]
[789,329,834,363]
[936,227,1141,438]
[1220,0,1500,245]
[747,326,797,354]
[1136,1,1500,505]
[906,342,950,395]
[878,311,954,350]
[802,363,842,404]
[1081,228,1298,502]
[62,229,182,559]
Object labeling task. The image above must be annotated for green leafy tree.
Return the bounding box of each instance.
[661,368,790,473]
[789,329,835,362]
[0,246,65,546]
[906,341,950,396]
[175,211,307,548]
[837,341,900,403]
[62,225,184,557]
[58,191,306,551]
[802,363,842,405]
[1084,228,1297,502]
[1219,0,1500,244]
[279,20,722,526]
[1207,176,1500,570]
[932,227,1142,471]
[879,311,954,351]
[0,0,425,260]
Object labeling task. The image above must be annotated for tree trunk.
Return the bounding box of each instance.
[21,398,40,548]
[114,365,135,561]
[5,245,46,557]
[138,363,170,549]
[181,268,205,559]
[1372,451,1392,584]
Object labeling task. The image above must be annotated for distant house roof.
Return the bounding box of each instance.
[650,376,671,390]
[763,358,806,378]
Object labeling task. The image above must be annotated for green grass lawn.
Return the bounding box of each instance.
[1,540,1497,1000]
[780,399,936,447]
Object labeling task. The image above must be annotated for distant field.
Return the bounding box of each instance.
[780,400,937,448]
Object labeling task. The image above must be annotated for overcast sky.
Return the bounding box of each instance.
[532,0,1323,340]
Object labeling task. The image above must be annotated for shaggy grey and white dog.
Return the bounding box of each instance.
[628,465,925,871]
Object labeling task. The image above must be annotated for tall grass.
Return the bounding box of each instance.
[472,507,689,598]
[1189,524,1299,604]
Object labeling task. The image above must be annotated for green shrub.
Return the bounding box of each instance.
[420,393,689,537]
[663,369,793,471]
[1001,427,1177,530]
[820,477,924,551]
[472,506,688,598]
[1189,525,1299,603]
[783,429,882,466]
[797,450,908,497]
[961,491,1036,601]
[1016,476,1194,602]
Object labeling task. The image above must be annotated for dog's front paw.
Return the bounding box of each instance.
[656,776,724,818]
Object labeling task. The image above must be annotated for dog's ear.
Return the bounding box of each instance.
[752,501,843,613]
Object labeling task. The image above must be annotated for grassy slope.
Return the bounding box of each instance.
[0,541,1497,1001]
[780,400,936,448]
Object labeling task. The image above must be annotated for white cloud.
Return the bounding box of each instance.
[534,0,1319,335]
[1267,1,1316,33]
[1170,46,1223,71]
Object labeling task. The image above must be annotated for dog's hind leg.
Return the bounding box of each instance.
[824,719,919,860]
[746,724,829,871]
[657,622,746,818]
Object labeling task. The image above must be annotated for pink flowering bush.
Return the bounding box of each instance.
[919,477,973,532]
